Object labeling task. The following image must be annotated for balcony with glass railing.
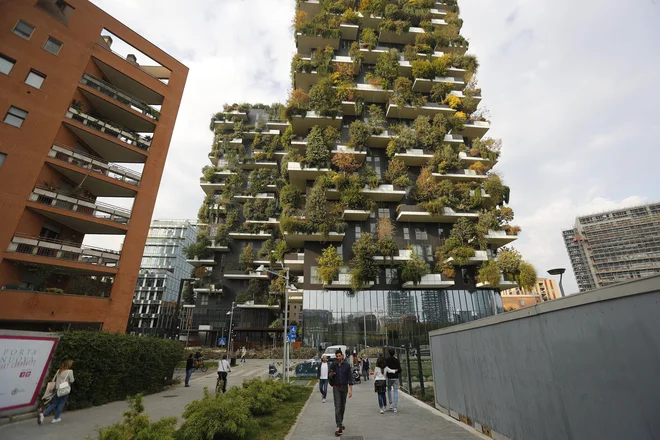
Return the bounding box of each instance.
[5,234,120,271]
[47,144,141,190]
[28,185,131,234]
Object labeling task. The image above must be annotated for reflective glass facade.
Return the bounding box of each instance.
[303,288,503,348]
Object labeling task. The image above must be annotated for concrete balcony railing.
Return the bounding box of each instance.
[324,272,374,290]
[485,230,519,248]
[223,270,269,280]
[396,204,479,223]
[6,234,120,268]
[65,107,152,151]
[432,169,488,182]
[445,250,492,266]
[48,144,141,186]
[29,185,131,225]
[373,249,413,264]
[476,272,518,290]
[80,74,160,121]
[402,273,455,289]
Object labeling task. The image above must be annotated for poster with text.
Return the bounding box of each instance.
[0,336,59,412]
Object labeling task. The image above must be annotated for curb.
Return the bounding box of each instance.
[0,411,38,426]
[284,383,315,440]
[400,392,491,440]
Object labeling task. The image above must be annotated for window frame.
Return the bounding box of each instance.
[0,152,6,169]
[13,20,35,40]
[3,106,28,128]
[0,54,16,76]
[25,69,46,89]
[43,36,63,55]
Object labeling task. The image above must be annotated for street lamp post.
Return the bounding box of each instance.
[547,268,566,297]
[256,265,291,382]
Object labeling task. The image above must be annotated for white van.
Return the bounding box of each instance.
[322,345,348,362]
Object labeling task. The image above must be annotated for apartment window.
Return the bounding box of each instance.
[13,20,35,40]
[0,54,16,75]
[425,245,433,262]
[355,225,361,239]
[415,228,428,240]
[3,106,28,128]
[43,37,63,55]
[25,70,46,89]
[403,227,410,240]
[337,245,343,259]
[0,152,5,168]
[385,268,398,284]
[310,267,321,284]
[201,294,209,306]
[36,0,75,25]
[519,300,525,306]
[378,208,390,219]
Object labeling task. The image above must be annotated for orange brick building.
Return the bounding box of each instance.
[501,278,561,310]
[0,0,187,332]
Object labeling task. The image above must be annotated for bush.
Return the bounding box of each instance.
[49,331,183,410]
[96,394,177,440]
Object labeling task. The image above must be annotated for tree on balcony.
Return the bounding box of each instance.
[367,49,399,89]
[183,282,195,304]
[477,259,501,287]
[393,77,426,108]
[377,218,398,264]
[484,173,505,205]
[349,233,379,292]
[284,89,310,121]
[305,126,332,169]
[384,158,411,187]
[317,245,343,285]
[359,27,377,50]
[239,244,255,271]
[309,77,341,117]
[401,253,430,286]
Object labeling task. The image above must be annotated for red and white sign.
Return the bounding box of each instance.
[0,336,58,412]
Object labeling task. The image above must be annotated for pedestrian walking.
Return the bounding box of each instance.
[217,357,231,393]
[185,353,194,387]
[240,346,247,363]
[329,349,353,437]
[361,354,370,381]
[317,355,329,403]
[374,355,397,414]
[385,348,402,412]
[38,360,74,425]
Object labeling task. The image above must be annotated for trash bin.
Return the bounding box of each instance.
[230,357,237,367]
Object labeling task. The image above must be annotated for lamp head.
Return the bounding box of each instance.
[547,268,566,276]
[255,265,266,273]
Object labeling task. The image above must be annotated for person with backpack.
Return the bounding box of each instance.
[361,353,370,381]
[329,349,353,437]
[385,348,402,412]
[39,360,74,425]
[374,355,397,414]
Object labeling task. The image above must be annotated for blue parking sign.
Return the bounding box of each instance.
[287,334,295,342]
[289,325,297,335]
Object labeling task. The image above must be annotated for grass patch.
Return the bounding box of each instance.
[253,385,312,440]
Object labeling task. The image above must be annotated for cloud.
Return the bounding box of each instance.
[85,0,660,294]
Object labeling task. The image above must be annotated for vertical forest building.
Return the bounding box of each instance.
[191,0,536,348]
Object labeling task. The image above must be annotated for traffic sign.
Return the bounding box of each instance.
[289,325,297,335]
[218,337,227,346]
[287,334,295,342]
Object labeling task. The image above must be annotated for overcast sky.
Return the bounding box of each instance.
[88,0,660,294]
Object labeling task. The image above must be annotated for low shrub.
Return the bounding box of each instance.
[49,331,183,410]
[96,394,177,440]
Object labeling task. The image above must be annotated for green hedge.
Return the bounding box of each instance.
[49,331,183,410]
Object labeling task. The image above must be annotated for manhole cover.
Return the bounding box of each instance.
[162,395,178,398]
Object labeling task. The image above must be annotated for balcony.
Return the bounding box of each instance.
[353,83,392,103]
[228,231,272,240]
[386,101,454,119]
[459,120,491,138]
[485,230,519,248]
[233,193,276,203]
[359,46,390,64]
[79,74,159,122]
[367,130,393,148]
[208,240,230,252]
[433,169,488,182]
[332,145,366,163]
[299,0,321,16]
[379,27,424,45]
[430,7,447,18]
[296,32,340,56]
[28,186,131,234]
[237,160,278,171]
[358,13,383,30]
[324,272,373,290]
[5,234,120,272]
[477,273,518,290]
[288,162,331,189]
[245,218,280,227]
[185,256,217,268]
[343,209,371,221]
[90,57,164,105]
[412,76,465,93]
[194,285,223,294]
[284,253,305,271]
[450,89,482,104]
[64,107,151,162]
[445,250,490,265]
[46,144,140,197]
[436,40,469,55]
[402,273,455,289]
[393,148,433,166]
[340,23,359,40]
[458,151,493,166]
[223,270,269,280]
[291,111,342,136]
[373,249,413,264]
[363,184,406,202]
[396,205,479,223]
[284,232,345,247]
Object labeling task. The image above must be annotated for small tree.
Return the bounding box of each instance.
[517,261,537,291]
[239,244,255,271]
[497,248,522,276]
[309,77,340,116]
[401,253,430,286]
[477,259,501,287]
[349,233,379,291]
[317,246,344,284]
[305,126,331,169]
[415,167,440,202]
[182,282,195,304]
[332,152,361,174]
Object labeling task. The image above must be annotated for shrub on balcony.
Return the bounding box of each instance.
[309,77,341,117]
[497,248,522,276]
[401,253,430,286]
[349,233,379,291]
[284,89,310,121]
[379,18,411,34]
[367,105,386,134]
[317,245,344,285]
[182,282,195,304]
[340,186,370,211]
[244,198,278,221]
[384,157,411,187]
[393,77,426,108]
[386,125,416,158]
[446,94,461,109]
[305,126,332,169]
[280,184,304,215]
[341,7,360,24]
[411,59,434,79]
[362,163,380,189]
[215,224,230,246]
[472,137,502,163]
[414,167,441,202]
[452,54,479,82]
[430,144,460,174]
[369,49,400,89]
[359,28,378,50]
[420,198,446,216]
[239,244,256,271]
[517,261,537,291]
[332,152,362,174]
[429,81,454,103]
[358,0,387,15]
[273,239,289,263]
[483,173,505,205]
[477,259,501,287]
[248,169,277,195]
[348,120,372,151]
[184,236,212,260]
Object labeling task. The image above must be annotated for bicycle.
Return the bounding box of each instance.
[193,358,208,373]
[216,373,227,394]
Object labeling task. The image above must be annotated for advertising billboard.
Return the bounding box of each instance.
[0,335,59,412]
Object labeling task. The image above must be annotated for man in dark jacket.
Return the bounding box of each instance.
[329,349,353,437]
[185,354,194,387]
[385,348,401,412]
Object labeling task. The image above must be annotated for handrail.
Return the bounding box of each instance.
[49,143,142,185]
[31,185,132,223]
[95,41,165,83]
[10,233,121,255]
[65,107,152,151]
[80,73,159,120]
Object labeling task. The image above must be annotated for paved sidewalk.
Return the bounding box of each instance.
[289,380,485,440]
[0,359,272,440]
